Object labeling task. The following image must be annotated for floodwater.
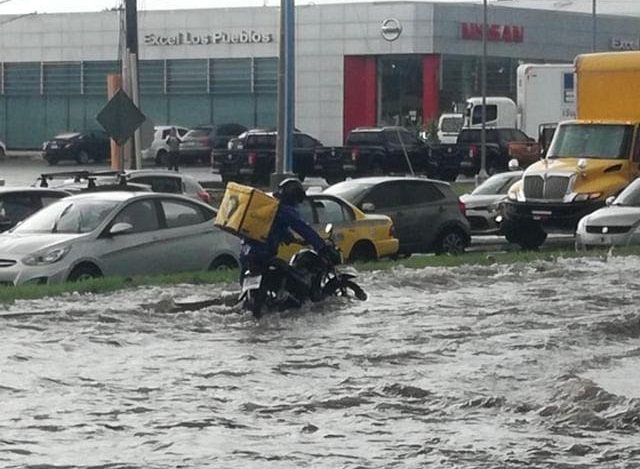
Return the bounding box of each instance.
[2,254,640,468]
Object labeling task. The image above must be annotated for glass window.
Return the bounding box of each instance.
[83,61,120,95]
[113,200,159,233]
[362,182,405,209]
[254,57,278,94]
[407,181,445,204]
[43,62,81,95]
[4,63,40,95]
[210,58,251,94]
[378,56,423,128]
[471,104,498,125]
[14,199,118,234]
[161,199,206,228]
[296,200,315,224]
[314,198,347,224]
[130,176,181,194]
[167,59,207,94]
[139,60,165,95]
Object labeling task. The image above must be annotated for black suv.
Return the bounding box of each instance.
[213,128,344,185]
[42,130,111,165]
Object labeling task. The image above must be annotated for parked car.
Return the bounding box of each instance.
[0,191,240,285]
[213,128,345,186]
[575,178,640,249]
[460,170,523,236]
[179,123,248,164]
[0,187,70,232]
[141,125,190,166]
[42,130,111,165]
[0,139,6,160]
[324,176,470,255]
[34,169,212,204]
[278,193,399,262]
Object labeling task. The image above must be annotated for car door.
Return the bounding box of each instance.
[95,199,168,277]
[156,198,216,272]
[358,181,415,246]
[401,180,450,249]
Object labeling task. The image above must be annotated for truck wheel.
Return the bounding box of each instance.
[504,220,547,250]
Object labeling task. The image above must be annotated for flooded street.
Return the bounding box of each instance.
[2,254,640,468]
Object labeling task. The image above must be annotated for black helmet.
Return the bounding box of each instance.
[276,178,306,205]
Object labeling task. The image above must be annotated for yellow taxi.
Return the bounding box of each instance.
[278,193,399,262]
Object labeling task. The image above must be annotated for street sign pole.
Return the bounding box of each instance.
[272,0,295,189]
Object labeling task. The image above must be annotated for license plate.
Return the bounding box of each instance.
[241,275,262,293]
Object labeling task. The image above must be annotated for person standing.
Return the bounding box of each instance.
[166,126,181,171]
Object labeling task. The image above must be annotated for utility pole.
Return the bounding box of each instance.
[592,0,597,52]
[272,0,295,189]
[124,0,142,169]
[478,0,489,183]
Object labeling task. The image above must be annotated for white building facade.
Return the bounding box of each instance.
[0,2,637,148]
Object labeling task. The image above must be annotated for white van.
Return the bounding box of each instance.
[437,113,463,144]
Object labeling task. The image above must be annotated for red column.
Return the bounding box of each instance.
[343,56,377,143]
[422,55,441,123]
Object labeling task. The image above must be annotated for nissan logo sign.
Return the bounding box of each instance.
[381,18,402,42]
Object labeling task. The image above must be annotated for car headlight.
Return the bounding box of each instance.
[22,246,71,266]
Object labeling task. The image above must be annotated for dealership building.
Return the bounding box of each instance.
[0,1,638,148]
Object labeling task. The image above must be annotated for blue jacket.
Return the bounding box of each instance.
[240,202,325,267]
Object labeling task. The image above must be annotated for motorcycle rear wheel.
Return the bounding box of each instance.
[324,277,368,301]
[244,289,267,318]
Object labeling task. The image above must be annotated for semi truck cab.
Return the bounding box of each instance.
[502,120,640,248]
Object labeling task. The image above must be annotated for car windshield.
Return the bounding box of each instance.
[546,124,633,159]
[471,174,521,195]
[613,179,640,207]
[12,199,119,234]
[324,181,374,202]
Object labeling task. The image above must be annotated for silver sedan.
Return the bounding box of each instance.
[0,191,240,285]
[576,178,640,249]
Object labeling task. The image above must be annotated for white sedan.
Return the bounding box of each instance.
[576,178,640,249]
[0,191,240,285]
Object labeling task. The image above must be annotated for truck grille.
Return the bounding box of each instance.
[523,175,570,200]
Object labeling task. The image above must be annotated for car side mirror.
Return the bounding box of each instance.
[605,196,615,206]
[361,202,376,213]
[109,222,133,236]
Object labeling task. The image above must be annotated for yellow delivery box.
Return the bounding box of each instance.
[214,182,279,242]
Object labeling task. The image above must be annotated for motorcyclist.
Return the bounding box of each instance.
[239,178,334,299]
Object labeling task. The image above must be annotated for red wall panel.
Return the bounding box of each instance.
[343,56,377,143]
[422,54,441,123]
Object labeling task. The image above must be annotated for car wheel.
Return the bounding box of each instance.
[434,229,466,255]
[46,156,58,165]
[67,263,103,282]
[348,241,377,263]
[0,147,5,161]
[209,256,238,270]
[76,150,91,165]
[156,150,168,167]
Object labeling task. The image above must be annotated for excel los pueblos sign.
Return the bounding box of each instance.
[144,30,274,46]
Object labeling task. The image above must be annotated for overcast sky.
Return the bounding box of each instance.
[0,0,636,15]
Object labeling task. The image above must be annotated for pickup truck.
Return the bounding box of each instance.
[343,126,461,181]
[454,128,541,177]
[211,129,346,186]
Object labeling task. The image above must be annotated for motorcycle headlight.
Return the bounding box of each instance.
[22,246,71,266]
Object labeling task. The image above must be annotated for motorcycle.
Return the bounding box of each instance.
[240,224,367,318]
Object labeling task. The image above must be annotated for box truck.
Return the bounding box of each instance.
[516,63,576,141]
[501,51,640,249]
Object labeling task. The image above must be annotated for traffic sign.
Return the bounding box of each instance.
[96,89,146,146]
